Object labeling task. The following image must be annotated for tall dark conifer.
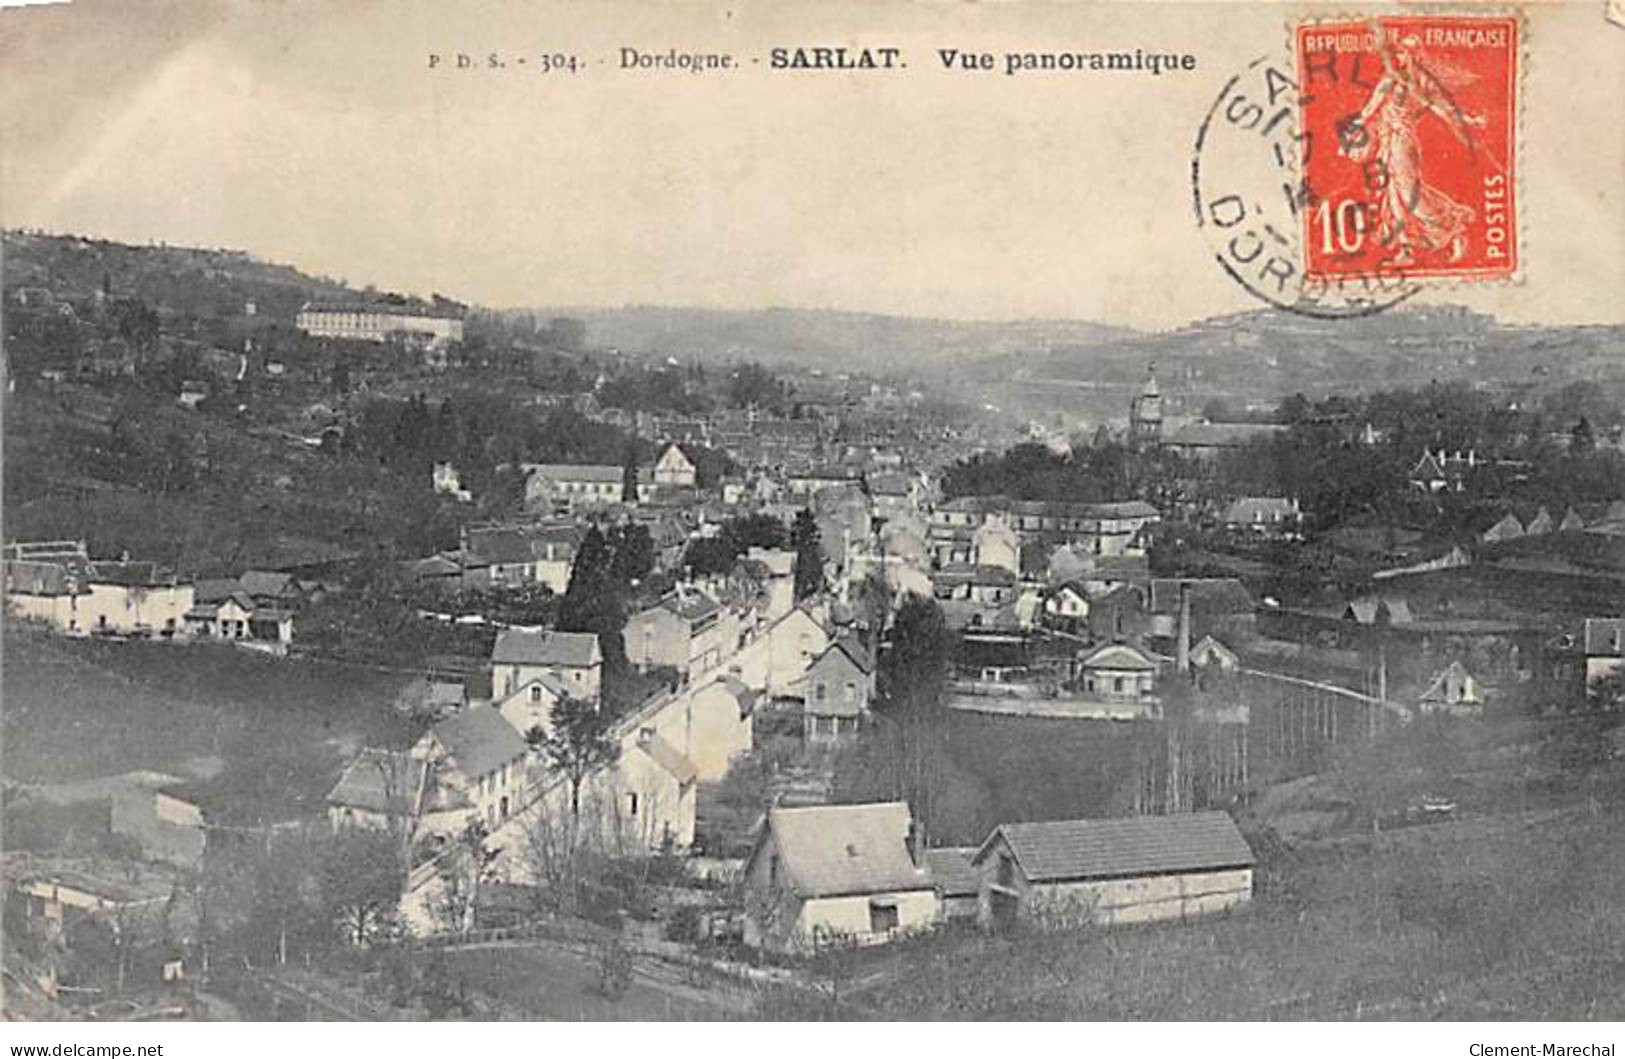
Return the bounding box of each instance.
[876,595,951,837]
[790,508,823,600]
[621,444,640,504]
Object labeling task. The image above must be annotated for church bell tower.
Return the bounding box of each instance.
[1129,365,1162,446]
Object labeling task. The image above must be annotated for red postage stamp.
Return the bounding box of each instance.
[1296,16,1519,283]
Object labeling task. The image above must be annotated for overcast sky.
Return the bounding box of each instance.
[3,0,1621,330]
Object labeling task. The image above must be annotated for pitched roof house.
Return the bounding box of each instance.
[610,726,701,851]
[1410,449,1450,492]
[1190,634,1241,671]
[624,587,735,681]
[742,802,937,952]
[184,579,293,647]
[412,708,531,833]
[653,444,697,488]
[326,748,440,832]
[238,570,301,608]
[1524,507,1555,536]
[494,672,575,739]
[1043,582,1091,623]
[729,604,832,700]
[1144,578,1255,643]
[491,628,603,701]
[803,635,875,743]
[460,524,580,593]
[1164,422,1285,460]
[1480,512,1526,544]
[1077,642,1159,705]
[6,545,196,640]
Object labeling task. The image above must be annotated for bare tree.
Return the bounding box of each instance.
[527,696,620,822]
[518,783,622,914]
[519,791,576,912]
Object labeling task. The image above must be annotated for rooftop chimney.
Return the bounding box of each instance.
[1176,580,1192,675]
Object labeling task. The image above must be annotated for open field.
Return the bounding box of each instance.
[934,712,1151,844]
[442,943,742,1020]
[1,628,416,790]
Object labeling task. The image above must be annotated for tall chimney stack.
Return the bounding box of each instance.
[1176,580,1192,675]
[905,818,925,867]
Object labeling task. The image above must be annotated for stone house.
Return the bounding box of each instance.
[742,802,937,953]
[4,542,195,639]
[624,587,738,682]
[411,709,531,834]
[184,579,294,647]
[731,605,832,701]
[494,672,574,740]
[972,812,1254,929]
[803,636,874,743]
[491,628,603,702]
[1043,583,1090,627]
[459,524,579,594]
[607,726,699,852]
[326,748,449,834]
[971,516,1021,574]
[522,463,625,512]
[1076,642,1158,704]
[653,444,697,488]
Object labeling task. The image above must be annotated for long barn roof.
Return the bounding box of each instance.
[975,811,1254,883]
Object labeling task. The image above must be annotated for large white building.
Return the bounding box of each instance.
[4,541,194,639]
[295,299,465,345]
[522,463,626,512]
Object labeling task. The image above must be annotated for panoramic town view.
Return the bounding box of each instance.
[2,0,1623,1037]
[4,229,1623,1021]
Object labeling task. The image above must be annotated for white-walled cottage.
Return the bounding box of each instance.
[742,802,937,954]
[491,628,602,702]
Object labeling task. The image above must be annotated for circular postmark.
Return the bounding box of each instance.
[1192,55,1420,318]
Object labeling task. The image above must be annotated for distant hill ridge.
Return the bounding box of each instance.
[517,304,1137,374]
[524,301,1625,398]
[3,229,359,323]
[7,230,1620,396]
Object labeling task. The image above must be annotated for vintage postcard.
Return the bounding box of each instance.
[0,0,1622,1041]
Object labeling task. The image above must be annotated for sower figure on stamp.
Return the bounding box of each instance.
[1338,30,1487,266]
